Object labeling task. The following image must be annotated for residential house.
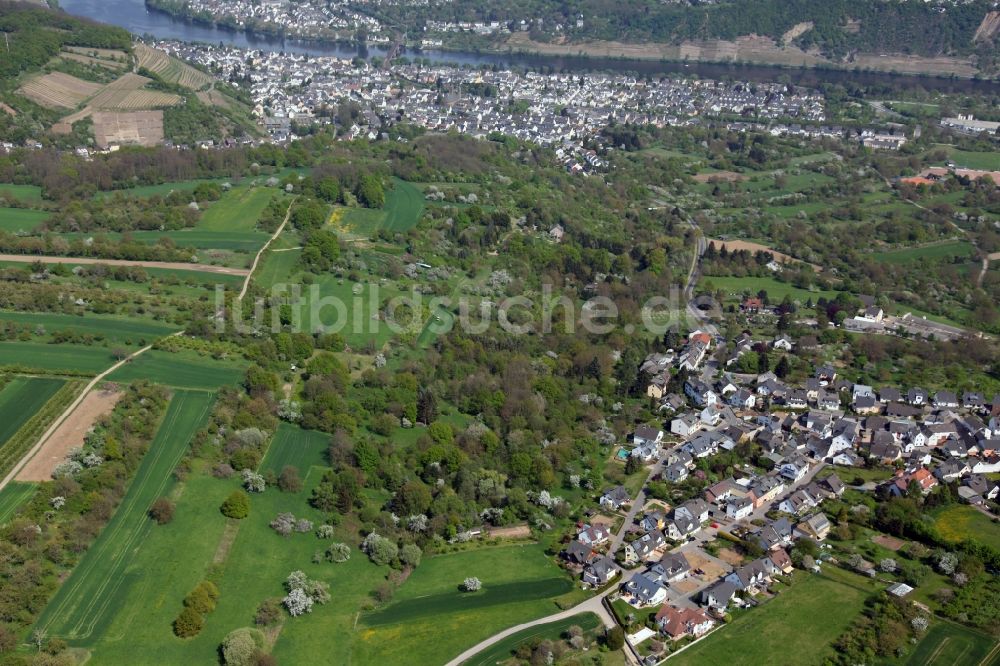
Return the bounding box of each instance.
[907,388,929,406]
[934,391,959,408]
[664,461,689,483]
[624,572,668,607]
[725,559,770,591]
[778,489,817,515]
[726,495,754,520]
[600,486,632,511]
[582,555,620,586]
[658,552,692,582]
[633,426,664,447]
[676,499,711,524]
[779,457,810,482]
[578,524,611,547]
[563,540,594,565]
[685,378,717,407]
[795,513,831,541]
[655,605,715,640]
[701,581,739,611]
[671,413,700,437]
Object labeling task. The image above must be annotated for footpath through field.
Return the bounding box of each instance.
[32,389,214,641]
[238,195,296,301]
[0,254,249,276]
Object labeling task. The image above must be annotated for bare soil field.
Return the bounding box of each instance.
[717,547,744,567]
[781,22,814,44]
[872,534,905,551]
[694,171,746,183]
[684,550,729,580]
[709,238,820,270]
[16,389,122,482]
[0,103,15,117]
[92,110,164,148]
[0,254,250,276]
[486,524,532,539]
[17,72,102,110]
[60,51,127,71]
[503,32,980,77]
[63,46,129,61]
[196,89,233,109]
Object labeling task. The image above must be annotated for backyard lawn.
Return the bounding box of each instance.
[670,568,872,666]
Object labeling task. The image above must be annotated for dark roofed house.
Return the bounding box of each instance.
[600,486,632,511]
[564,540,594,565]
[582,555,620,586]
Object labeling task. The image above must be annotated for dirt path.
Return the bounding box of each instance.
[0,332,181,492]
[15,389,123,482]
[0,254,249,276]
[238,196,297,301]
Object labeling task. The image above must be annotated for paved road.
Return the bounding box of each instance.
[442,592,620,666]
[608,459,664,554]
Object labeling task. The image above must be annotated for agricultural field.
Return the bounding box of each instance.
[873,240,976,264]
[106,350,246,390]
[0,481,37,524]
[95,178,235,199]
[0,378,82,484]
[941,147,1000,172]
[59,50,128,72]
[670,568,872,666]
[197,187,275,233]
[17,72,102,110]
[0,342,115,374]
[700,275,838,304]
[900,620,999,666]
[383,179,425,232]
[34,390,215,643]
[135,43,214,90]
[932,505,1000,551]
[0,311,180,346]
[259,423,330,476]
[354,544,577,665]
[85,72,182,111]
[0,184,43,202]
[0,376,66,449]
[0,207,50,233]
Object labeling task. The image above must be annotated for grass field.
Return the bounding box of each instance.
[0,311,179,346]
[259,423,329,476]
[0,184,43,202]
[874,241,975,264]
[0,342,117,374]
[35,390,215,642]
[95,178,234,199]
[197,187,274,233]
[0,207,49,233]
[932,505,1000,551]
[56,229,270,253]
[107,350,245,390]
[355,544,576,664]
[670,568,872,666]
[383,179,425,232]
[465,612,603,666]
[943,147,1000,172]
[901,620,999,666]
[701,275,838,304]
[0,482,37,524]
[0,376,65,448]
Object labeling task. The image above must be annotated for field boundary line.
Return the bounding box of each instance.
[0,332,182,493]
[239,195,297,301]
[0,254,249,276]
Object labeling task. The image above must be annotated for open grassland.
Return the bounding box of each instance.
[670,568,871,666]
[256,249,401,348]
[874,241,976,264]
[383,179,425,232]
[55,229,269,253]
[197,187,274,233]
[932,505,1000,551]
[942,147,1000,172]
[465,612,603,666]
[34,391,214,642]
[0,342,118,374]
[701,275,838,304]
[95,178,234,199]
[260,423,329,476]
[901,620,999,666]
[135,44,214,90]
[355,544,575,665]
[0,482,37,524]
[0,312,179,346]
[0,184,43,202]
[0,208,50,233]
[107,350,245,390]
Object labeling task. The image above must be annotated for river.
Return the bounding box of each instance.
[60,0,1000,93]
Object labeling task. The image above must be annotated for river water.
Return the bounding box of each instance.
[60,0,1000,93]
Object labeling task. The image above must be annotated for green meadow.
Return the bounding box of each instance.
[0,311,179,345]
[0,376,66,448]
[901,620,999,666]
[197,187,274,233]
[0,482,37,524]
[0,183,43,202]
[259,423,329,476]
[874,241,975,264]
[34,390,215,643]
[0,207,50,233]
[0,342,115,374]
[107,350,245,390]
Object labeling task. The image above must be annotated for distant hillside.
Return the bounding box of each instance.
[0,1,258,147]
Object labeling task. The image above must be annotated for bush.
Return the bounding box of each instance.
[173,607,204,638]
[254,598,282,627]
[278,465,303,493]
[149,497,175,524]
[606,626,625,651]
[221,490,251,519]
[326,542,351,563]
[462,577,482,592]
[221,627,264,666]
